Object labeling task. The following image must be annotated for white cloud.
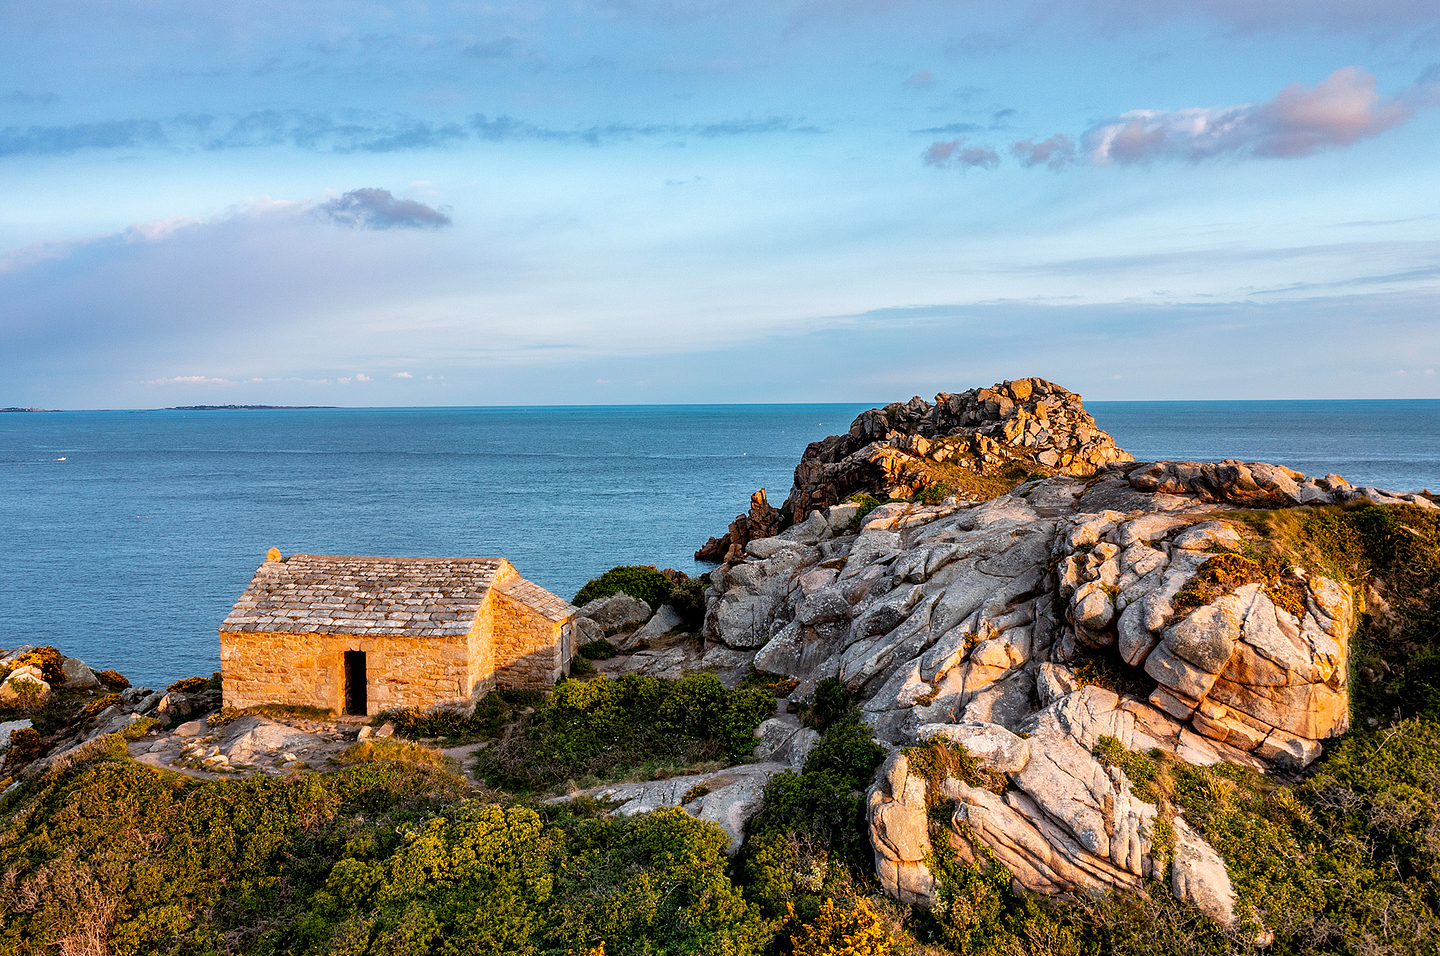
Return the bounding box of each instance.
[140,374,239,385]
[393,371,413,378]
[1085,67,1415,165]
[354,373,372,381]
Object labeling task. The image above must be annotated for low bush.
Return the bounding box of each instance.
[669,576,708,630]
[95,669,130,690]
[573,565,675,609]
[474,673,774,794]
[803,676,859,732]
[5,727,44,764]
[578,638,617,660]
[336,738,444,766]
[744,715,886,884]
[166,675,209,695]
[789,897,893,956]
[81,694,122,722]
[916,482,954,506]
[8,646,65,685]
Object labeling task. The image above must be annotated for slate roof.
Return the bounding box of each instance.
[219,553,575,637]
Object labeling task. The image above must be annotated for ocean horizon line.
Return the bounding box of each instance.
[7,396,1440,414]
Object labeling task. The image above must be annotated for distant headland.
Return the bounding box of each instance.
[162,405,339,411]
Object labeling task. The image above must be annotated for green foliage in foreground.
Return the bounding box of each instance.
[0,737,770,956]
[573,565,675,609]
[473,672,776,794]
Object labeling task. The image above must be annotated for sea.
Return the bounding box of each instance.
[2,400,1438,689]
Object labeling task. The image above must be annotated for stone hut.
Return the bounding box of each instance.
[219,549,576,716]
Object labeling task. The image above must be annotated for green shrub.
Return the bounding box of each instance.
[577,639,617,660]
[746,717,885,880]
[670,576,708,630]
[803,716,884,790]
[474,673,774,794]
[376,698,526,742]
[166,676,209,695]
[573,565,675,609]
[916,482,954,506]
[845,494,883,532]
[803,677,858,732]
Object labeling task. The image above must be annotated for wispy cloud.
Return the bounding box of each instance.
[469,113,822,144]
[316,188,452,229]
[0,119,166,157]
[1085,67,1415,164]
[922,138,1000,168]
[0,109,823,158]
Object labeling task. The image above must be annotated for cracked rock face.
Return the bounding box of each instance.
[699,444,1433,925]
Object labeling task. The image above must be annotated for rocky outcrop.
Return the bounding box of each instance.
[696,489,784,562]
[693,424,1435,923]
[868,709,1236,927]
[783,378,1133,522]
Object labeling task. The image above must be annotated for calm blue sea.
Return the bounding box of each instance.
[2,401,1437,688]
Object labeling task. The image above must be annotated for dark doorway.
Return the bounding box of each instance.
[344,651,367,716]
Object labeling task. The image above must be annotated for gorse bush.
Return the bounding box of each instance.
[95,669,130,690]
[573,565,675,609]
[473,673,775,793]
[789,897,893,956]
[5,726,44,764]
[8,646,65,685]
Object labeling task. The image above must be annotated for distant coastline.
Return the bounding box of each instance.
[1,407,57,413]
[162,405,340,411]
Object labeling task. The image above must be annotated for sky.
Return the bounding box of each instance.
[2,0,1438,408]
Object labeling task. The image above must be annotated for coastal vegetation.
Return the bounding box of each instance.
[3,500,1440,954]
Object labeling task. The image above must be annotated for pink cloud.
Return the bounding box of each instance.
[923,138,1000,168]
[1083,67,1414,165]
[1011,134,1075,169]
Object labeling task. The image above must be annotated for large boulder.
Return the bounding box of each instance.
[0,667,50,703]
[555,762,790,853]
[60,657,101,690]
[576,592,652,632]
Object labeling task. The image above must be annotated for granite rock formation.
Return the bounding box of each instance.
[696,489,783,563]
[694,384,1437,926]
[783,378,1133,522]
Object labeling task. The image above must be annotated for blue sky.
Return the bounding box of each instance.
[2,0,1438,407]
